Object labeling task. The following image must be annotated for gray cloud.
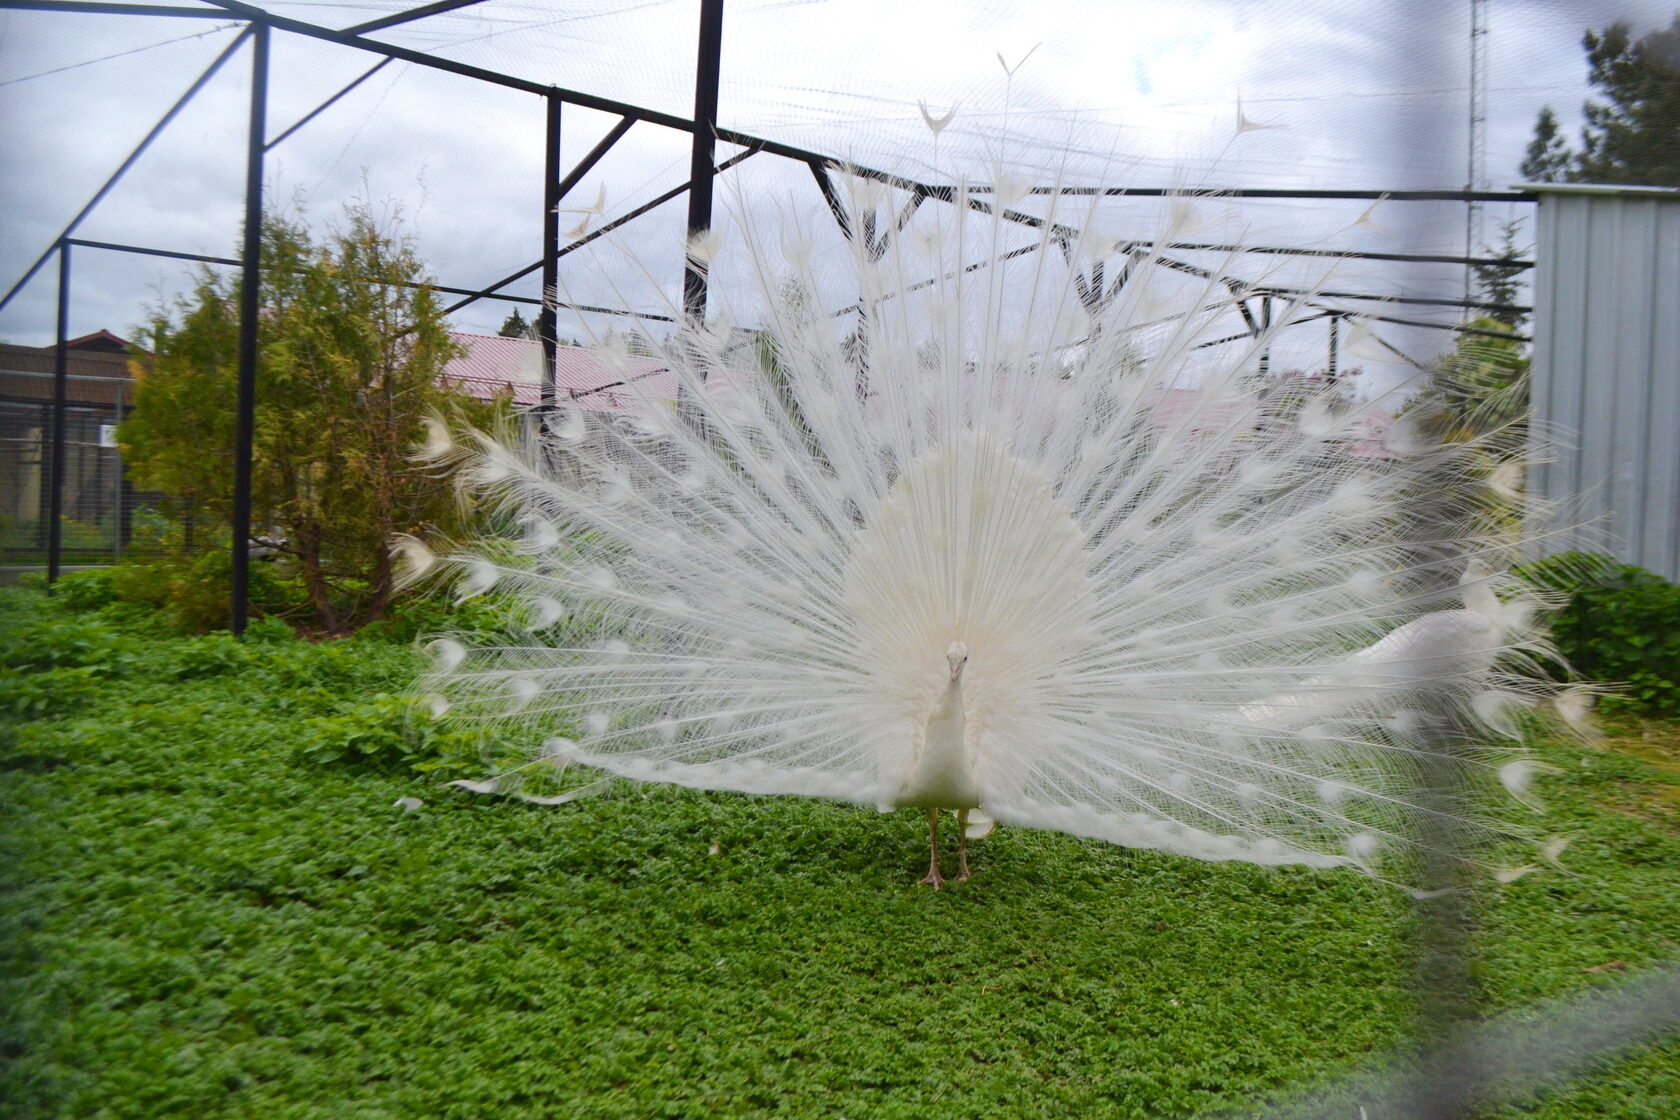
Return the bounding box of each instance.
[2,0,1671,392]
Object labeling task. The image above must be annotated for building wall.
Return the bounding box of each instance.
[1530,184,1680,581]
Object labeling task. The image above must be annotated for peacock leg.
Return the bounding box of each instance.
[955,809,972,882]
[920,807,944,888]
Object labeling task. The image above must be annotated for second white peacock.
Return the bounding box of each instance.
[404,176,1568,890]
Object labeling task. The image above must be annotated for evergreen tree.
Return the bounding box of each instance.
[1576,15,1680,184]
[497,307,532,337]
[122,203,497,631]
[1522,13,1680,186]
[1519,106,1571,182]
[1470,218,1530,332]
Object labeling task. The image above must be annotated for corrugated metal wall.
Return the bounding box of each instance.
[1530,184,1680,581]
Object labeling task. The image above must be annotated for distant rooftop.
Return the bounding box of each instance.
[443,332,673,413]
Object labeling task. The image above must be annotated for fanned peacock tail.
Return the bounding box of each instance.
[404,178,1570,887]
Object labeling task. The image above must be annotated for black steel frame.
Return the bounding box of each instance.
[2,0,1536,627]
[7,6,1675,1118]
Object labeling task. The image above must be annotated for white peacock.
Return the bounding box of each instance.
[401,173,1570,891]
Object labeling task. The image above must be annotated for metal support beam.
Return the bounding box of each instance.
[1235,299,1260,336]
[231,23,267,636]
[1121,237,1533,270]
[443,147,758,317]
[342,0,491,36]
[46,243,71,588]
[540,92,562,415]
[1,1,232,18]
[266,57,393,150]
[809,161,852,239]
[1259,294,1273,377]
[554,116,634,204]
[1328,314,1341,382]
[683,0,724,327]
[868,190,923,262]
[965,184,1538,202]
[0,26,250,315]
[66,238,240,268]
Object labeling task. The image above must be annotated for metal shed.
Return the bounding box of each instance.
[1528,182,1680,581]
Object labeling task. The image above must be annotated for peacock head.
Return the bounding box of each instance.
[946,640,969,682]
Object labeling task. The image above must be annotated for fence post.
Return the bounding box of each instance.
[231,22,268,635]
[46,241,71,589]
[540,91,561,417]
[683,0,724,330]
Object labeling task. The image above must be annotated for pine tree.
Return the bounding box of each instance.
[1470,218,1530,332]
[497,307,532,338]
[1519,106,1570,182]
[1575,15,1680,185]
[1523,13,1680,186]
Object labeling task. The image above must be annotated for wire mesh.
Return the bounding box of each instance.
[0,0,1674,1112]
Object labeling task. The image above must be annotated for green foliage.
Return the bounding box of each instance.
[1470,218,1530,333]
[1522,13,1680,186]
[0,666,106,720]
[1521,105,1572,183]
[101,548,309,635]
[0,614,138,675]
[367,589,513,645]
[1423,315,1529,465]
[120,201,502,633]
[3,584,1678,1118]
[497,307,532,338]
[294,692,499,776]
[1576,14,1680,185]
[1518,552,1680,716]
[49,568,122,611]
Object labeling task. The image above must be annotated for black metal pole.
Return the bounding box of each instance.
[683,0,724,327]
[1328,314,1340,382]
[46,241,71,589]
[0,27,252,317]
[230,22,267,635]
[540,91,561,416]
[1258,293,1273,378]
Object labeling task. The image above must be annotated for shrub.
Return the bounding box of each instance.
[50,568,121,611]
[162,632,255,680]
[369,591,513,645]
[0,616,137,676]
[1518,551,1680,716]
[105,548,310,634]
[294,691,501,777]
[0,666,104,720]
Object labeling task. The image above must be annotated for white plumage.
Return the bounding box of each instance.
[408,175,1564,889]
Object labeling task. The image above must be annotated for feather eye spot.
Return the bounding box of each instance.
[506,677,541,713]
[428,639,466,674]
[528,596,564,629]
[1345,832,1381,863]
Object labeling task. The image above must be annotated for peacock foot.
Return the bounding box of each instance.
[920,867,944,889]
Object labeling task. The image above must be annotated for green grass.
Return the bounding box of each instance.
[2,587,1677,1118]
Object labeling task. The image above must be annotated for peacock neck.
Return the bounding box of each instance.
[934,675,965,720]
[896,673,979,809]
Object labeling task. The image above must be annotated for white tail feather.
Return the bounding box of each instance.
[413,180,1568,887]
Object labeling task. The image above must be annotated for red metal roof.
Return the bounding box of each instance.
[444,332,674,414]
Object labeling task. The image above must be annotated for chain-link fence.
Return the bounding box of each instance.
[0,338,164,573]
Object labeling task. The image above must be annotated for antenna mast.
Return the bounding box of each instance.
[1465,0,1489,305]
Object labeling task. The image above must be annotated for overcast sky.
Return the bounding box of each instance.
[2,0,1673,397]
